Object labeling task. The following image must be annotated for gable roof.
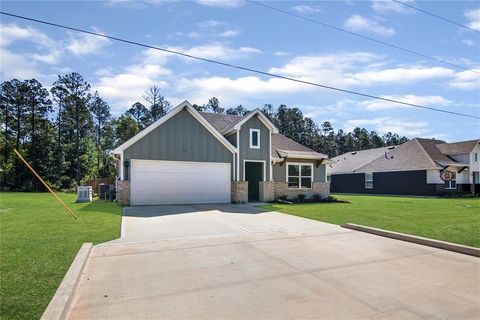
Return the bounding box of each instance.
[112,101,237,154]
[330,138,471,174]
[436,139,479,155]
[198,112,327,159]
[225,109,279,134]
[329,146,391,174]
[271,133,327,159]
[199,112,244,134]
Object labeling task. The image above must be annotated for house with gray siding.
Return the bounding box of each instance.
[112,100,330,205]
[328,138,479,196]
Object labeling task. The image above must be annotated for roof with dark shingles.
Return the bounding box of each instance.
[198,112,327,158]
[330,138,472,174]
[199,112,245,134]
[437,139,479,155]
[329,146,391,174]
[271,133,326,157]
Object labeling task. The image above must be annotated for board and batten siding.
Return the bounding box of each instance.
[123,109,234,179]
[239,116,271,181]
[273,159,326,182]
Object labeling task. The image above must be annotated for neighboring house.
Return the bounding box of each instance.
[328,138,480,196]
[112,100,330,205]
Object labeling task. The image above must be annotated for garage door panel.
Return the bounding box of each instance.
[130,160,231,205]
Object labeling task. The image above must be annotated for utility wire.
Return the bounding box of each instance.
[1,11,479,120]
[246,0,479,74]
[392,0,480,34]
[1,132,78,219]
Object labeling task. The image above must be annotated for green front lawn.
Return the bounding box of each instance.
[261,195,480,248]
[0,192,121,320]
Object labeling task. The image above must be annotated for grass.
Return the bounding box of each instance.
[260,194,480,248]
[0,192,121,320]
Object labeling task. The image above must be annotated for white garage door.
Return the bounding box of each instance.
[130,159,231,205]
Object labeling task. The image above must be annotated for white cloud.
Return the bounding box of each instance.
[359,95,451,110]
[66,28,111,56]
[0,23,56,48]
[351,67,454,84]
[344,15,395,37]
[0,48,40,80]
[462,39,475,46]
[449,69,480,90]
[345,117,429,136]
[219,29,241,38]
[371,0,416,14]
[196,0,244,8]
[197,20,225,28]
[144,43,261,62]
[291,5,322,14]
[465,8,480,31]
[95,64,171,112]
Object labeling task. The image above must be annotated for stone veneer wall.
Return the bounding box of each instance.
[274,181,330,200]
[231,181,248,204]
[259,181,275,202]
[116,180,130,206]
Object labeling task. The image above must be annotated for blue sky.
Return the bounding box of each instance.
[1,0,479,141]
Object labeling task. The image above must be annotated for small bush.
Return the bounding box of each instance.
[278,194,288,201]
[297,194,306,203]
[312,194,322,202]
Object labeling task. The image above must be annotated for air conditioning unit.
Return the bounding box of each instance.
[77,186,93,203]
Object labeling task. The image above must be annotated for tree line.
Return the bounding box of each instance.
[0,72,408,192]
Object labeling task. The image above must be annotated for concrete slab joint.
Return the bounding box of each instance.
[41,243,93,320]
[116,180,130,206]
[231,181,248,204]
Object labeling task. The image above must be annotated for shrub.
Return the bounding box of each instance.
[278,195,288,201]
[297,193,306,203]
[312,194,322,202]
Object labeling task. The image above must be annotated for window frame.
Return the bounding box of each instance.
[445,171,457,190]
[249,128,260,149]
[365,172,373,189]
[286,163,313,189]
[475,153,478,162]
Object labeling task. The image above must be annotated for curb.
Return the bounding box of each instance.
[41,243,93,320]
[341,223,480,258]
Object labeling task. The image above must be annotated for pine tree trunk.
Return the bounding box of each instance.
[75,103,80,185]
[57,105,62,185]
[31,97,36,192]
[15,103,21,189]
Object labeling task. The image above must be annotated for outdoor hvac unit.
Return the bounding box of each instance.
[77,186,93,203]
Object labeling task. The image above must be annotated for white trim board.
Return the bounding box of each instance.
[112,100,237,155]
[243,159,266,182]
[249,128,260,149]
[225,109,279,135]
[286,162,314,190]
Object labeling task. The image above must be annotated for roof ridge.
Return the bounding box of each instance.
[352,148,392,172]
[413,138,440,169]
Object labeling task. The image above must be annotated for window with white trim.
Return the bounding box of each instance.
[249,129,260,149]
[445,172,457,189]
[475,153,478,162]
[287,164,312,189]
[365,173,373,189]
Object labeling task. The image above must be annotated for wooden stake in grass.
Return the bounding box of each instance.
[2,134,78,220]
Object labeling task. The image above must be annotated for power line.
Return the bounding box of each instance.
[393,0,480,34]
[246,0,479,75]
[1,11,479,120]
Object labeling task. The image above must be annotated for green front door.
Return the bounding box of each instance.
[245,162,263,201]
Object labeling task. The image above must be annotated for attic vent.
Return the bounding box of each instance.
[388,146,395,150]
[351,152,357,155]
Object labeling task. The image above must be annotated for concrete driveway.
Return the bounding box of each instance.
[67,204,480,319]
